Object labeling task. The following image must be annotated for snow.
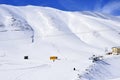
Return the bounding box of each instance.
[0,4,120,80]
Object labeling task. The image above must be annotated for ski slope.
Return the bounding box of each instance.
[0,4,120,80]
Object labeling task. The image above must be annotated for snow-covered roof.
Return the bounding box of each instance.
[112,46,120,48]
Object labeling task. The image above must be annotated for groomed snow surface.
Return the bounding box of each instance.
[0,4,120,80]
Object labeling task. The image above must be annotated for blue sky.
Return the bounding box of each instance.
[0,0,120,16]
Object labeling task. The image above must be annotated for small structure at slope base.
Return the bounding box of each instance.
[24,56,29,60]
[112,47,120,55]
[50,56,58,62]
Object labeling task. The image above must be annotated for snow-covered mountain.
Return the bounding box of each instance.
[0,4,120,80]
[0,5,34,44]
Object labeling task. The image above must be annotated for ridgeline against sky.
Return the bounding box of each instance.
[0,0,120,16]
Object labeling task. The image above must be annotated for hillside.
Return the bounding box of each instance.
[0,5,120,80]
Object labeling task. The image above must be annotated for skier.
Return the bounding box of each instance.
[73,68,76,71]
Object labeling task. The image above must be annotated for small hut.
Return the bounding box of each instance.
[112,47,120,55]
[24,56,29,59]
[50,56,58,62]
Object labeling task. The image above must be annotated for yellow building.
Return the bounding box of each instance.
[112,47,120,55]
[50,56,58,61]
